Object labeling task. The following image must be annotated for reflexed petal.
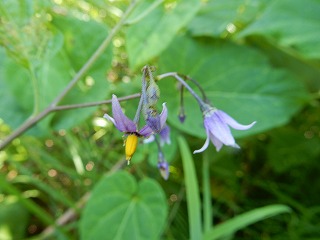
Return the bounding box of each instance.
[193,128,211,154]
[103,114,115,125]
[146,115,161,133]
[205,113,237,147]
[209,133,224,151]
[143,135,155,144]
[111,94,137,132]
[138,125,153,137]
[159,125,171,146]
[159,103,168,129]
[217,110,256,130]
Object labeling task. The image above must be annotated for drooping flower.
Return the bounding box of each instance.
[157,151,169,180]
[103,94,153,163]
[194,105,256,153]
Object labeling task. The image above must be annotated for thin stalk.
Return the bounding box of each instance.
[157,72,206,107]
[178,83,186,122]
[53,93,140,112]
[182,74,210,103]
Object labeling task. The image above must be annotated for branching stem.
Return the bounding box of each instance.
[0,1,138,150]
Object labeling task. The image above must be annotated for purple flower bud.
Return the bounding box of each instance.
[178,113,186,123]
[157,160,169,180]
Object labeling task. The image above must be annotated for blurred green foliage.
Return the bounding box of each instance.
[0,0,320,239]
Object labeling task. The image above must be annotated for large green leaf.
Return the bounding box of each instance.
[50,16,112,130]
[157,35,309,140]
[0,14,112,134]
[238,0,320,59]
[203,204,291,240]
[80,171,168,240]
[126,0,201,70]
[189,0,269,37]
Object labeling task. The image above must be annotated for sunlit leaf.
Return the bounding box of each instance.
[126,0,201,69]
[238,0,320,59]
[189,0,269,37]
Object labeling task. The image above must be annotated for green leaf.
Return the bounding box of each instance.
[80,171,168,240]
[0,175,54,226]
[267,127,320,173]
[0,197,29,240]
[0,51,32,130]
[0,15,112,134]
[203,204,291,240]
[189,0,269,37]
[238,0,320,59]
[158,35,310,139]
[126,0,201,70]
[178,136,202,240]
[49,16,113,130]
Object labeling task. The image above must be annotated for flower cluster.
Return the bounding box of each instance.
[104,66,256,180]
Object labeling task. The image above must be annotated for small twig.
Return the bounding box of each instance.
[0,93,140,150]
[52,93,140,111]
[157,72,206,106]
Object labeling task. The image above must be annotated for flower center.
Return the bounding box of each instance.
[125,134,139,164]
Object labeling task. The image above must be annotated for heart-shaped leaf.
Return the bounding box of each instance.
[80,171,168,240]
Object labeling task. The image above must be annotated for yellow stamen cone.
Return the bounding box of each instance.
[125,134,138,163]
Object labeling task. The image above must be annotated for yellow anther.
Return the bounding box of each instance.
[125,134,138,164]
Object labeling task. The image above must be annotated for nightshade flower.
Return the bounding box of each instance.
[157,151,169,180]
[103,94,153,163]
[194,105,256,153]
[159,125,171,146]
[144,103,168,133]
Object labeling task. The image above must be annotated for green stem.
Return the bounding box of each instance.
[157,72,207,107]
[202,151,212,233]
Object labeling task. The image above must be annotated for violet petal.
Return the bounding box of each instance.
[217,110,256,130]
[111,94,137,133]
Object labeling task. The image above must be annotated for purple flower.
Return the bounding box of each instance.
[145,103,168,133]
[159,125,171,146]
[158,160,169,180]
[104,95,153,136]
[194,106,256,153]
[103,94,153,162]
